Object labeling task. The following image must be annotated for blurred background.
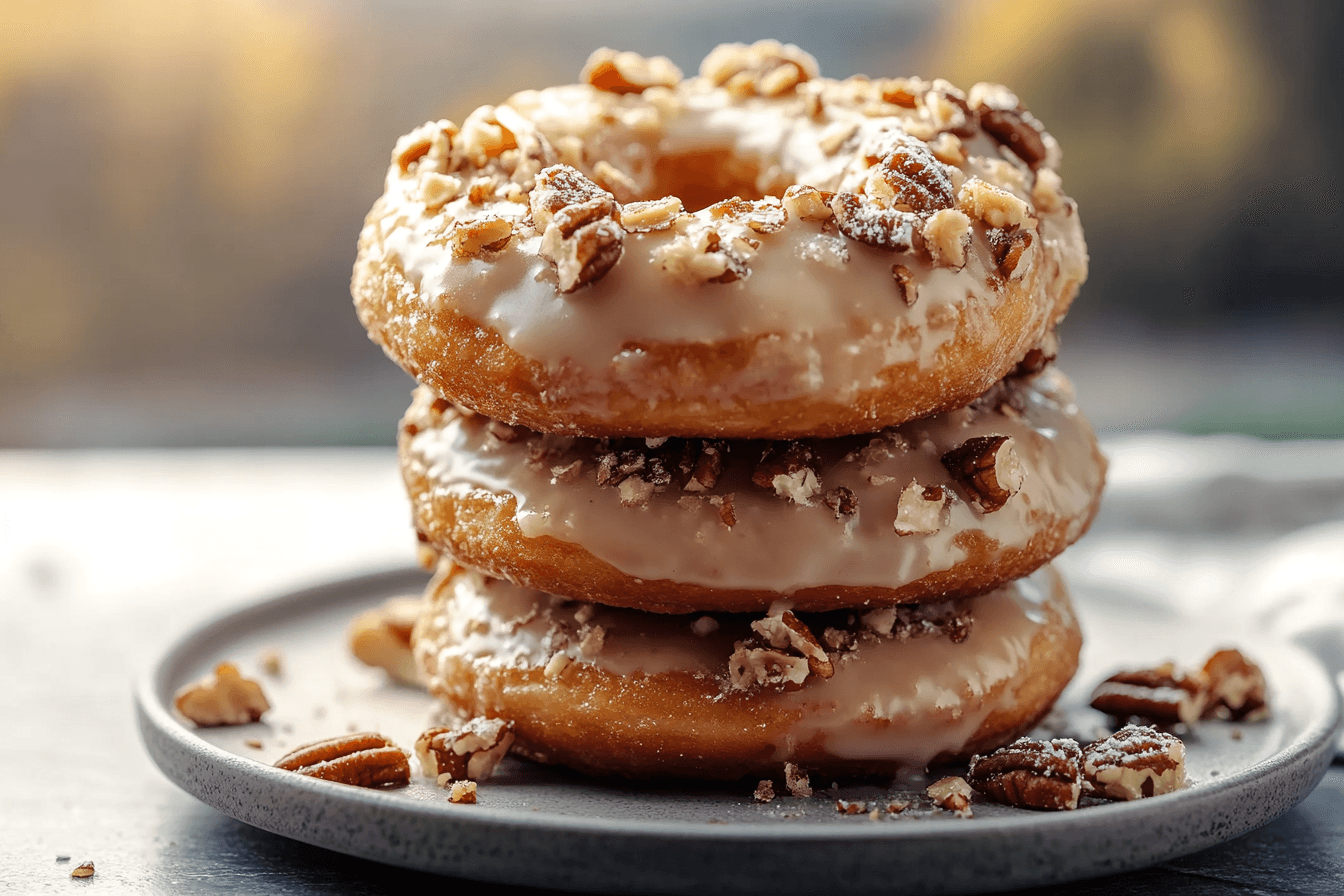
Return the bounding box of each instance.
[1,0,1340,448]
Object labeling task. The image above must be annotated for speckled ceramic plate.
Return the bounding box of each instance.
[136,567,1341,895]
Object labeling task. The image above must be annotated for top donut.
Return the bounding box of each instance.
[353,41,1088,439]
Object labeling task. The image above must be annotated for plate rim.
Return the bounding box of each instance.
[136,566,1344,892]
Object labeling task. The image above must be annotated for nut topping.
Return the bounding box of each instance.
[71,862,95,879]
[783,762,813,798]
[782,185,835,222]
[969,82,1048,169]
[619,196,684,233]
[751,609,834,680]
[940,435,1025,513]
[830,192,918,252]
[864,133,956,213]
[349,596,422,685]
[1201,649,1268,721]
[1090,663,1207,725]
[444,215,513,257]
[926,776,974,816]
[822,485,859,520]
[754,780,776,803]
[921,208,972,270]
[967,737,1084,811]
[893,481,947,536]
[535,169,625,293]
[752,442,822,505]
[1083,724,1186,801]
[174,662,270,727]
[582,48,682,94]
[274,732,411,788]
[988,226,1035,280]
[448,780,478,804]
[700,40,819,98]
[891,263,918,306]
[415,718,515,782]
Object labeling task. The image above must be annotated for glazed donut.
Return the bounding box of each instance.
[353,42,1087,439]
[399,367,1105,614]
[412,560,1082,780]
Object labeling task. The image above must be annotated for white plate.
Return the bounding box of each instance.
[136,567,1341,895]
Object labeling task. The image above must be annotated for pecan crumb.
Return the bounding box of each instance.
[836,799,867,815]
[822,485,859,519]
[447,779,479,804]
[783,762,813,798]
[926,776,974,817]
[752,442,822,505]
[830,192,918,252]
[700,40,818,97]
[754,780,776,803]
[893,481,947,535]
[259,649,283,677]
[582,48,682,94]
[1201,649,1268,721]
[415,718,515,782]
[174,662,270,727]
[891,264,918,306]
[348,596,422,685]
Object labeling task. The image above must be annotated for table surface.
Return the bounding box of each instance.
[3,446,1342,895]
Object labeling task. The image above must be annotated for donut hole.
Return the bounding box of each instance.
[648,148,790,211]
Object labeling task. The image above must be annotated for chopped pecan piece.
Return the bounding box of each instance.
[700,40,818,97]
[619,196,684,233]
[1083,725,1186,800]
[348,596,422,685]
[539,195,624,293]
[783,761,813,798]
[988,226,1034,280]
[1201,649,1268,721]
[710,493,737,528]
[893,481,946,535]
[415,718,515,782]
[957,178,1032,230]
[751,610,834,680]
[683,441,724,492]
[969,82,1047,168]
[754,780,776,803]
[581,48,682,94]
[968,737,1083,811]
[921,208,972,270]
[71,862,95,879]
[926,776,974,816]
[752,442,822,505]
[174,662,270,727]
[822,485,859,519]
[530,165,612,230]
[446,215,513,257]
[865,134,956,213]
[830,192,918,252]
[1012,329,1059,378]
[728,644,810,691]
[941,435,1025,513]
[1090,663,1207,725]
[891,264,918,306]
[448,780,478,804]
[274,733,411,788]
[782,184,835,222]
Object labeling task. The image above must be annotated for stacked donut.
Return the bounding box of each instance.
[353,42,1104,780]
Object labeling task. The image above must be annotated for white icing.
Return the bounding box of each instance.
[417,564,1069,769]
[370,78,1088,413]
[406,369,1103,594]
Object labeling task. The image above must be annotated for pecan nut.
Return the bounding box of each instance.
[1201,649,1268,721]
[752,442,822,505]
[582,48,682,94]
[349,596,422,685]
[415,718,515,782]
[941,435,1025,513]
[926,776,974,816]
[274,732,411,788]
[1090,662,1207,725]
[1083,724,1186,801]
[968,737,1083,811]
[174,662,270,727]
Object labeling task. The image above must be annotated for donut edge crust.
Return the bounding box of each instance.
[396,400,1107,613]
[412,565,1083,780]
[354,242,1081,440]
